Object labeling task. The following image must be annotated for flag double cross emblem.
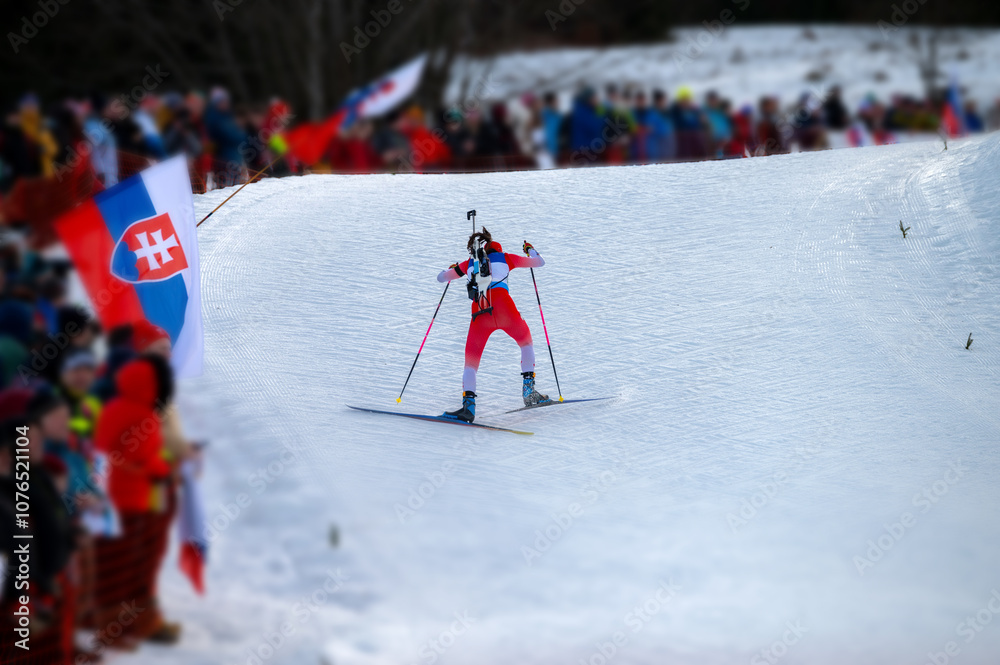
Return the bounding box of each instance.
[134,228,179,270]
[111,211,189,283]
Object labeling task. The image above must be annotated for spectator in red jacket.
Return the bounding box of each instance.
[328,119,383,173]
[91,353,178,647]
[96,356,171,512]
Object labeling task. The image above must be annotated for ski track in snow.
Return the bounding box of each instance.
[127,135,1000,665]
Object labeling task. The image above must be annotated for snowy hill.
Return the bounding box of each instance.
[139,134,999,665]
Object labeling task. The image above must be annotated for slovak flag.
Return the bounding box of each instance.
[56,156,203,377]
[284,54,427,165]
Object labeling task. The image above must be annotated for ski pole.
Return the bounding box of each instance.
[528,263,563,402]
[397,281,450,403]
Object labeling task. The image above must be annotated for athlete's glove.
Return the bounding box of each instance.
[522,241,535,256]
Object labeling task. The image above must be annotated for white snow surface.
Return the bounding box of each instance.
[130,134,1000,665]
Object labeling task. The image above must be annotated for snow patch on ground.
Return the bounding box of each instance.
[127,133,999,664]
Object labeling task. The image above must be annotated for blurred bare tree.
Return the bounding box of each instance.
[2,0,998,114]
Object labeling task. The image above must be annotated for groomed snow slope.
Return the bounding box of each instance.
[140,135,999,665]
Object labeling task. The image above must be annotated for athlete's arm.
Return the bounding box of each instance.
[437,259,470,282]
[505,248,544,270]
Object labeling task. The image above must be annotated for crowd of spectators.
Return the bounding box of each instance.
[1,87,293,196]
[0,227,197,662]
[3,83,999,200]
[520,83,999,167]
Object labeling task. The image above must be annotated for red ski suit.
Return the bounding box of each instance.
[437,248,545,392]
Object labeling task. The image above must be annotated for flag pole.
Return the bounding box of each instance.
[196,155,283,228]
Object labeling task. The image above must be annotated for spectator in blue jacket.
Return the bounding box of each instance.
[704,91,733,158]
[204,87,248,187]
[569,88,607,162]
[632,91,671,162]
[652,89,676,161]
[540,92,563,159]
[964,101,985,133]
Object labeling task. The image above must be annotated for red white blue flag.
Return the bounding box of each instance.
[56,156,203,377]
[284,54,427,165]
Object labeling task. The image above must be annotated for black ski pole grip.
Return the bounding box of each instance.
[467,210,476,220]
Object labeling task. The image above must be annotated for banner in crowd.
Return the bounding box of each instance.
[284,53,427,165]
[352,53,427,119]
[55,156,204,377]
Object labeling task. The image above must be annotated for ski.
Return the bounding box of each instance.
[347,405,533,436]
[503,397,612,414]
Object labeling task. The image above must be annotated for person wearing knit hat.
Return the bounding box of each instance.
[28,388,102,520]
[61,348,96,373]
[27,388,69,428]
[131,319,172,358]
[59,349,101,441]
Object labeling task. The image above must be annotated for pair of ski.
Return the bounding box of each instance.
[347,397,608,436]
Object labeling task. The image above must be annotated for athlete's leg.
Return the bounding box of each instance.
[491,291,550,404]
[491,292,535,372]
[463,313,497,392]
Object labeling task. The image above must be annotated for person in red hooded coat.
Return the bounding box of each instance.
[96,355,172,512]
[91,353,178,646]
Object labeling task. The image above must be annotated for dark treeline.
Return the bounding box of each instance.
[3,0,998,116]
